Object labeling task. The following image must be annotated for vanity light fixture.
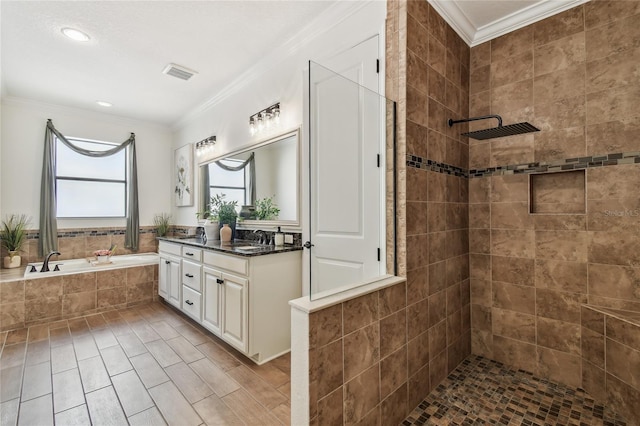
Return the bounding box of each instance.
[195,136,216,156]
[249,102,280,135]
[61,27,91,42]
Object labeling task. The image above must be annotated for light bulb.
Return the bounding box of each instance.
[273,106,280,124]
[257,114,264,131]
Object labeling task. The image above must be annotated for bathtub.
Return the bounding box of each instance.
[24,253,159,278]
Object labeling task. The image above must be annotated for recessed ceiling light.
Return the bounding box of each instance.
[96,101,112,107]
[61,27,90,42]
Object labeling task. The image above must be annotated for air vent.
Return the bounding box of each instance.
[162,63,197,81]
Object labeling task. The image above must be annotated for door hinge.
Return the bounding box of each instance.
[376,59,380,74]
[377,154,380,168]
[377,248,381,262]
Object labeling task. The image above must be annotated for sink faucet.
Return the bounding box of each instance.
[40,251,61,272]
[253,229,267,245]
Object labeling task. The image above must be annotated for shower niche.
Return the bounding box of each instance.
[529,170,586,214]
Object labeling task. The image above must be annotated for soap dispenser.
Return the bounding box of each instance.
[274,226,284,247]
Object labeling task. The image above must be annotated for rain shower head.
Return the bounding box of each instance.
[448,115,540,140]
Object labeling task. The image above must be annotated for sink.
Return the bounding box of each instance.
[234,245,265,252]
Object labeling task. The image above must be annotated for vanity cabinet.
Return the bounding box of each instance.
[158,242,181,308]
[202,266,248,352]
[180,247,203,322]
[158,239,302,364]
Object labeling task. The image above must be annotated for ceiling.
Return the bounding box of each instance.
[1,0,588,127]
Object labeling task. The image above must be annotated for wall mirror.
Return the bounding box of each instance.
[199,129,300,228]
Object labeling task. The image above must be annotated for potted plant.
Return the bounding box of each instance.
[153,213,172,237]
[218,200,239,242]
[255,196,280,220]
[1,214,31,269]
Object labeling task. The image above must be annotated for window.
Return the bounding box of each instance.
[55,137,126,218]
[208,159,246,206]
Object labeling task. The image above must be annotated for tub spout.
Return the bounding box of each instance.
[40,251,61,272]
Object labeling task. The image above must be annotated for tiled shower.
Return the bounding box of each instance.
[305,1,640,424]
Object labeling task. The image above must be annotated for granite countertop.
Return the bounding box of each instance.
[157,237,303,257]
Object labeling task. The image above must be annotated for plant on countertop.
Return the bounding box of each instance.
[0,214,31,257]
[218,199,239,225]
[153,213,172,237]
[196,193,226,223]
[255,196,280,220]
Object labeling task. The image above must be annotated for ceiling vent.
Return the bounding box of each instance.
[162,63,197,81]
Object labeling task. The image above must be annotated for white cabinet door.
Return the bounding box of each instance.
[202,266,222,335]
[168,257,181,307]
[159,253,181,307]
[158,255,170,299]
[221,273,248,353]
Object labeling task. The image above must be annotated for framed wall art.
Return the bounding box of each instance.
[174,144,193,206]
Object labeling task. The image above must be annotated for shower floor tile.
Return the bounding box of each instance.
[402,354,628,426]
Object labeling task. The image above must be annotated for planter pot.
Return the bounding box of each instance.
[220,223,233,243]
[96,255,111,264]
[219,221,236,242]
[3,252,21,269]
[204,221,220,241]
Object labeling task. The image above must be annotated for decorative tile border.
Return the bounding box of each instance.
[407,151,640,179]
[469,152,640,178]
[406,155,468,177]
[25,226,158,240]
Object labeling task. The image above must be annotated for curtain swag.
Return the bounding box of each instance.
[39,119,139,256]
[214,153,256,206]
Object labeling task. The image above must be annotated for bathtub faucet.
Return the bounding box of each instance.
[40,251,61,272]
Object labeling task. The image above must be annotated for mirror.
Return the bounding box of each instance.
[199,129,300,227]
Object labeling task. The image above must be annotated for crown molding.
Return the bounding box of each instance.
[472,0,590,46]
[428,0,476,46]
[172,0,372,131]
[430,0,591,47]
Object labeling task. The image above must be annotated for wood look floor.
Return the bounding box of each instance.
[0,301,291,426]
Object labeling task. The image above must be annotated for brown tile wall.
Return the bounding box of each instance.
[469,2,640,392]
[1,226,160,269]
[403,0,472,415]
[0,265,158,331]
[581,306,640,424]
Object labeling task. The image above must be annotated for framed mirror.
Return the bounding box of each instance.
[199,129,300,228]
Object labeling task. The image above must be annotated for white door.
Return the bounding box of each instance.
[221,273,248,353]
[309,35,383,296]
[202,266,222,335]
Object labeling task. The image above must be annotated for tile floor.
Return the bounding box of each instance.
[402,354,629,426]
[0,301,291,426]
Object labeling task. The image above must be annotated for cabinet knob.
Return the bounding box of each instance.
[216,278,224,284]
[185,273,194,278]
[185,300,194,306]
[185,252,194,256]
[165,260,170,264]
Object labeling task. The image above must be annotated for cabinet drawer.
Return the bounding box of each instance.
[182,260,202,291]
[182,247,202,262]
[159,241,181,256]
[182,286,202,321]
[203,251,248,276]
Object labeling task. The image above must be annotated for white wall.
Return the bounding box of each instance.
[0,97,173,229]
[171,1,386,229]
